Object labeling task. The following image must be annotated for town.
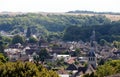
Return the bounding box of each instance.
[0,0,120,77]
[1,28,120,77]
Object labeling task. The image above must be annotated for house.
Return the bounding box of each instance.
[66,64,78,74]
[78,57,87,65]
[66,57,76,64]
[59,74,69,77]
[74,64,95,77]
[45,55,54,62]
[25,49,36,55]
[40,43,49,48]
[4,48,22,61]
[4,45,39,62]
[9,43,23,49]
[113,50,120,56]
[57,69,69,77]
[54,54,71,62]
[18,55,30,62]
[51,47,68,54]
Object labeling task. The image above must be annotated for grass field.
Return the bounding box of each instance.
[65,13,120,21]
[1,12,120,21]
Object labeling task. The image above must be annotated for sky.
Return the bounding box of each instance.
[0,0,119,12]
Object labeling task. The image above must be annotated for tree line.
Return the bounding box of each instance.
[0,13,110,37]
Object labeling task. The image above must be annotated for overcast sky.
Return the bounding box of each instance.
[0,0,119,12]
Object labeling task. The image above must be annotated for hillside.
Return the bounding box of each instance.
[104,14,120,21]
[0,12,110,33]
[0,12,120,42]
[73,13,120,21]
[67,10,120,21]
[1,12,120,21]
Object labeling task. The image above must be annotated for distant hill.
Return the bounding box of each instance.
[67,10,120,15]
[1,11,120,21]
[0,12,110,33]
[0,12,120,42]
[67,10,120,21]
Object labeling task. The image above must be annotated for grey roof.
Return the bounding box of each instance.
[74,64,95,76]
[66,64,78,70]
[88,48,96,57]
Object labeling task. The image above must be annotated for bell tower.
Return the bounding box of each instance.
[88,30,97,68]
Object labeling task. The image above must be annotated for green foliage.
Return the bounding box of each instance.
[96,60,120,77]
[0,13,111,41]
[63,26,82,41]
[99,39,107,46]
[12,35,25,44]
[26,27,32,38]
[98,58,105,65]
[0,40,4,51]
[83,72,97,77]
[83,73,90,77]
[68,10,120,15]
[56,58,65,67]
[72,48,81,57]
[28,36,38,44]
[0,13,120,42]
[47,32,63,42]
[38,49,50,63]
[63,21,120,42]
[83,60,120,77]
[0,61,59,77]
[46,58,68,69]
[96,64,116,77]
[0,40,8,52]
[0,36,11,52]
[0,35,11,44]
[0,53,7,63]
[113,41,120,49]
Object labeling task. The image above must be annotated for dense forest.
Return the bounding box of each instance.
[0,13,120,42]
[63,21,120,42]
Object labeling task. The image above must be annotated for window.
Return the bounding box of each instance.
[89,58,91,61]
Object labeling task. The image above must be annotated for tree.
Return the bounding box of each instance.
[98,58,105,65]
[0,53,7,63]
[38,49,50,63]
[28,36,38,44]
[56,58,65,67]
[33,55,39,66]
[96,64,116,77]
[96,60,120,77]
[12,35,25,44]
[2,36,12,44]
[0,61,59,77]
[113,41,120,49]
[83,60,120,77]
[75,48,81,57]
[26,27,32,38]
[0,41,4,52]
[0,40,8,53]
[99,39,107,46]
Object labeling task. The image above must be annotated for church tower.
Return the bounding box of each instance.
[88,30,97,68]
